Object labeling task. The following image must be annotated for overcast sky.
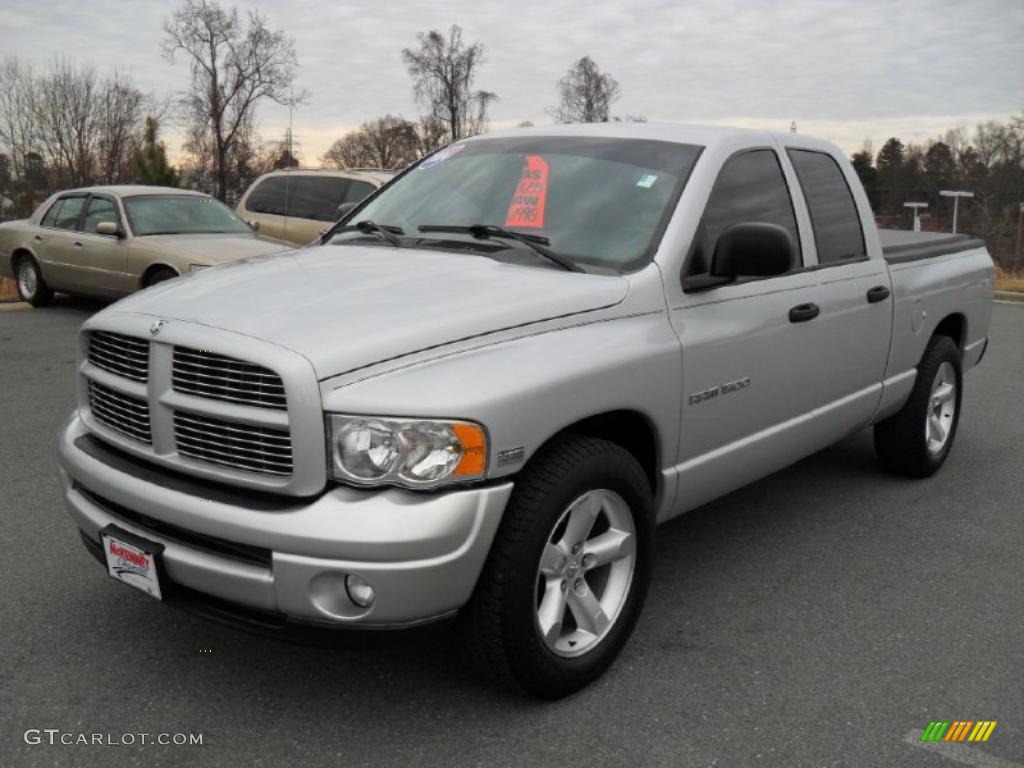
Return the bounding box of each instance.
[1,0,1021,163]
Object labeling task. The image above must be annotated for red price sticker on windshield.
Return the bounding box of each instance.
[505,155,548,229]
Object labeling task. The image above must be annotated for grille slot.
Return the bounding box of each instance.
[88,380,152,444]
[88,331,149,382]
[173,411,292,476]
[172,346,286,410]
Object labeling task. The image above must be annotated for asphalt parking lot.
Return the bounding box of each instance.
[1,298,1022,768]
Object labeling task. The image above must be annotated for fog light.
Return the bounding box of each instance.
[345,574,375,608]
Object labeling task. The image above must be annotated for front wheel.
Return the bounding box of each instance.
[460,435,653,699]
[874,335,962,477]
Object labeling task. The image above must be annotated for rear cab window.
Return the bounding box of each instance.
[685,149,801,279]
[786,149,866,265]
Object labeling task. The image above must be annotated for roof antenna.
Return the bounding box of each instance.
[790,121,797,134]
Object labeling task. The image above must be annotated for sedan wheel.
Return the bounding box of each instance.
[16,256,53,307]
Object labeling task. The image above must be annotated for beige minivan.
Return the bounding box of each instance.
[236,169,395,246]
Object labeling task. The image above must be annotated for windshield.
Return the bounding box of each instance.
[327,136,702,271]
[124,195,254,236]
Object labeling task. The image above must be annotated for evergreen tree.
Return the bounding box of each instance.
[132,117,177,186]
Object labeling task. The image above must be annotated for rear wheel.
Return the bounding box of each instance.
[460,435,653,699]
[874,335,962,477]
[15,255,53,307]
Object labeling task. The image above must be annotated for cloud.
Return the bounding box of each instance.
[2,0,1021,161]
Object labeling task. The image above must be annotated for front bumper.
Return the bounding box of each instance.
[58,414,512,628]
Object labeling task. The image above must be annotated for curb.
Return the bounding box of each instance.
[994,290,1024,304]
[0,301,31,312]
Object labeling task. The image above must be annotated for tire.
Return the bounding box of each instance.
[144,267,177,288]
[15,254,54,307]
[874,335,962,478]
[459,434,654,699]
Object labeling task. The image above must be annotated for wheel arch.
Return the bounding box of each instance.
[532,409,661,501]
[932,312,966,351]
[140,262,180,288]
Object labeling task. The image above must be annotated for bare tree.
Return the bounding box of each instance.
[95,71,152,184]
[552,56,620,123]
[402,25,496,142]
[323,115,431,170]
[162,0,306,201]
[0,57,39,181]
[34,58,103,187]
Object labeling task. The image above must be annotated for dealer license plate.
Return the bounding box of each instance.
[101,526,163,600]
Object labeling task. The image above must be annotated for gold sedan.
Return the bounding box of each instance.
[0,186,292,306]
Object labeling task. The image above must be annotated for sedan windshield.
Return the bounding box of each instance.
[327,136,702,271]
[124,195,254,236]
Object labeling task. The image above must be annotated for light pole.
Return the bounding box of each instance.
[904,202,928,232]
[940,190,974,234]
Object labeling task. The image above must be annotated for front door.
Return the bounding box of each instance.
[668,148,823,513]
[70,195,130,296]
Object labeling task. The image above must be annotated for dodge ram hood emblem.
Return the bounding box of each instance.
[149,319,168,336]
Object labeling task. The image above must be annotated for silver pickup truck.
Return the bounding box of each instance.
[57,124,994,698]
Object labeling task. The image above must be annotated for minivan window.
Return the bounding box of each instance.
[688,149,801,278]
[787,149,866,264]
[245,177,289,216]
[52,197,86,231]
[286,176,351,221]
[331,136,703,272]
[344,180,376,204]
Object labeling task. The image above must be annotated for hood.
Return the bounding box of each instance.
[142,233,290,262]
[109,245,629,378]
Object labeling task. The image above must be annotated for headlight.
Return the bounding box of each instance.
[327,415,487,488]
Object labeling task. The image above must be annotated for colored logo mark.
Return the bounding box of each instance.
[921,721,997,742]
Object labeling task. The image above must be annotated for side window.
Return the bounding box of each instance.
[244,177,289,215]
[82,197,120,234]
[687,149,801,276]
[285,177,350,221]
[52,197,86,231]
[41,199,64,228]
[344,180,376,204]
[786,149,866,264]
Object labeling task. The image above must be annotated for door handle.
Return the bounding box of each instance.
[789,303,820,323]
[73,241,84,248]
[866,285,890,303]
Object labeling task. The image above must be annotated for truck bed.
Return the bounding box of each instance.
[879,229,987,264]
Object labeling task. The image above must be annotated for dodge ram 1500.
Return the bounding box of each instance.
[57,124,994,698]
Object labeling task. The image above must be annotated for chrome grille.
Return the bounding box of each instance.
[173,410,293,476]
[87,380,152,444]
[172,346,286,410]
[88,331,149,382]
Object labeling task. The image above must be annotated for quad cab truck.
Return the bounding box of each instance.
[56,124,994,698]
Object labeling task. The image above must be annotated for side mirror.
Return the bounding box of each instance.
[711,222,793,279]
[95,221,122,237]
[247,219,260,232]
[335,202,357,220]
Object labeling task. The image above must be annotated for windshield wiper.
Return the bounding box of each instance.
[332,220,404,247]
[418,224,582,272]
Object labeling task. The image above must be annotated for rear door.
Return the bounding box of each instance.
[669,148,822,511]
[784,148,891,432]
[36,195,87,290]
